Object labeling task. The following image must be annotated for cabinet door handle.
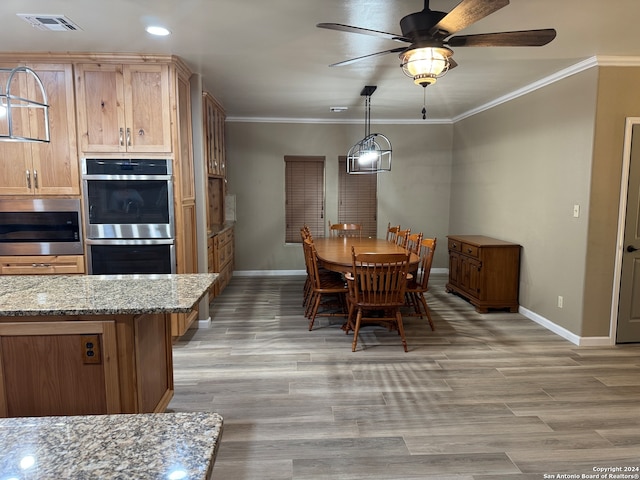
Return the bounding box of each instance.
[126,128,131,147]
[33,170,38,189]
[119,128,124,146]
[26,170,31,189]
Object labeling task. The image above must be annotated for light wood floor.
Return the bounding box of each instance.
[168,274,640,480]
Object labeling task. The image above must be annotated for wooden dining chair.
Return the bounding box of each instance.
[303,238,349,330]
[328,221,362,238]
[386,223,401,243]
[395,228,411,249]
[405,237,437,331]
[406,232,423,256]
[300,226,313,308]
[345,247,411,352]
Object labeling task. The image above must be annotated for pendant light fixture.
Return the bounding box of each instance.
[0,66,50,143]
[346,85,392,174]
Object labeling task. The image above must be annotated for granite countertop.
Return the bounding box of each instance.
[0,273,218,317]
[208,222,234,238]
[0,412,223,480]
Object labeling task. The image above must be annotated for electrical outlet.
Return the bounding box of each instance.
[81,334,102,364]
[557,296,564,308]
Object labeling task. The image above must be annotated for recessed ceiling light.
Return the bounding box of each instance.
[146,25,171,36]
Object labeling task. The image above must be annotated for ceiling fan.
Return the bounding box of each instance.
[318,0,556,87]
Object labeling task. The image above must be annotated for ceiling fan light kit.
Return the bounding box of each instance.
[347,85,392,175]
[399,45,453,86]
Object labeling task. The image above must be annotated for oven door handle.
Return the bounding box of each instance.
[81,174,172,181]
[85,238,174,245]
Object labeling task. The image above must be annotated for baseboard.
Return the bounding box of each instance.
[518,306,613,346]
[197,317,212,328]
[234,270,306,276]
[234,267,449,277]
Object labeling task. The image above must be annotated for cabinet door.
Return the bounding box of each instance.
[124,64,172,153]
[75,63,126,152]
[448,251,460,286]
[0,64,34,195]
[203,92,225,177]
[29,63,80,195]
[467,257,482,297]
[203,94,217,175]
[0,63,79,195]
[177,72,194,200]
[459,255,482,297]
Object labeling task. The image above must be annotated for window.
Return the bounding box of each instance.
[284,156,325,243]
[338,157,377,237]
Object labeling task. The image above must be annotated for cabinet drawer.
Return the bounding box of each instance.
[461,243,479,258]
[223,242,233,264]
[448,239,462,252]
[0,255,85,275]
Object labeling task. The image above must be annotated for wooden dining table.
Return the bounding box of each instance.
[312,237,419,273]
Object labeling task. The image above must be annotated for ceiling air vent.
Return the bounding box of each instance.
[17,14,82,32]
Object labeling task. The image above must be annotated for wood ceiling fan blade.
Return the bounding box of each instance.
[447,29,557,47]
[317,23,410,43]
[329,47,407,67]
[429,0,510,38]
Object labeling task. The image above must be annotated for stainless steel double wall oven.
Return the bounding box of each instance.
[82,158,176,274]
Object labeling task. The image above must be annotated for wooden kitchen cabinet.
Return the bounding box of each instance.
[446,235,521,313]
[75,63,172,153]
[0,312,173,417]
[0,63,79,195]
[170,68,199,338]
[204,91,229,234]
[0,255,85,275]
[209,226,234,295]
[203,92,226,177]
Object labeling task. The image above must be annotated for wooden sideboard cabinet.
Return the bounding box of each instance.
[446,235,521,313]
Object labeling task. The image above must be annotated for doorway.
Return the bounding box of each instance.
[616,118,640,342]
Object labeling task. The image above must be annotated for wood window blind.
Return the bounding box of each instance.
[338,157,377,238]
[285,156,325,243]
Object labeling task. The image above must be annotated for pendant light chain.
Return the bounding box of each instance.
[422,86,427,120]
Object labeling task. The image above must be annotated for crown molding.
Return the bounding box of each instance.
[228,55,640,125]
[226,116,451,125]
[452,57,599,122]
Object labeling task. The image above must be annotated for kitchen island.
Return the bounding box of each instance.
[0,273,218,418]
[0,411,223,479]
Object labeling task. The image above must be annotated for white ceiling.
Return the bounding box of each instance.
[2,0,639,122]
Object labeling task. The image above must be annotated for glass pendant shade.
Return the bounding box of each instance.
[400,46,453,86]
[346,86,392,174]
[347,133,392,174]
